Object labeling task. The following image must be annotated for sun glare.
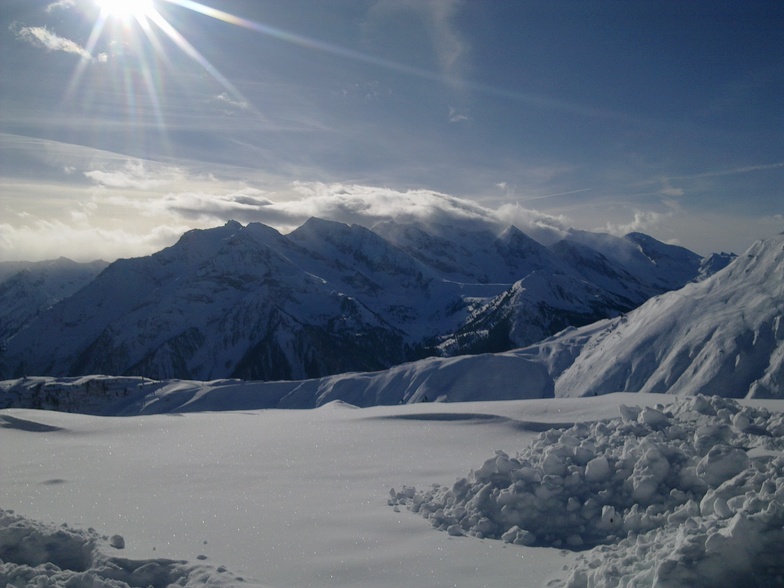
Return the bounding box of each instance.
[95,0,154,19]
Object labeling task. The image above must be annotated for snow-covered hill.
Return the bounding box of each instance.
[0,219,719,381]
[519,232,784,398]
[0,349,553,415]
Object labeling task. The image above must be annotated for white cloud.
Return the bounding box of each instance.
[148,181,571,245]
[494,202,569,244]
[85,160,186,189]
[214,92,250,111]
[425,0,469,76]
[448,106,470,123]
[0,220,188,263]
[602,210,670,237]
[365,0,469,78]
[14,25,92,61]
[45,0,75,12]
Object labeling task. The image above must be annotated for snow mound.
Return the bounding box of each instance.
[390,395,784,587]
[0,509,263,587]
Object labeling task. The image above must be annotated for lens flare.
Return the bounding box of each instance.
[95,0,154,19]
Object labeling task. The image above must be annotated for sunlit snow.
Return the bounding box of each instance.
[2,393,783,587]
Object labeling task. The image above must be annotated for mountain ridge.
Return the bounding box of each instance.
[0,218,729,382]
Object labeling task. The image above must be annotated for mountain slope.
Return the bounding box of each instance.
[0,258,108,341]
[519,232,784,398]
[436,271,633,355]
[564,229,703,293]
[0,222,410,380]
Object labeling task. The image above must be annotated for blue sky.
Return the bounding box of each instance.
[1,0,782,261]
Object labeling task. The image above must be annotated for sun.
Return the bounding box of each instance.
[95,0,155,20]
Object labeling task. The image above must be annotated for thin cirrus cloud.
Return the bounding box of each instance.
[363,0,470,79]
[213,92,250,111]
[13,25,93,60]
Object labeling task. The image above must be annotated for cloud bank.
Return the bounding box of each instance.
[144,181,570,244]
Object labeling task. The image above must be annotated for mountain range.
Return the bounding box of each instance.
[0,218,731,382]
[2,230,781,413]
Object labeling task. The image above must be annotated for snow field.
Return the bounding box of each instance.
[3,394,783,587]
[390,395,784,586]
[1,400,580,587]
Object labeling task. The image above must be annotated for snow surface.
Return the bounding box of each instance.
[0,508,257,587]
[2,394,783,587]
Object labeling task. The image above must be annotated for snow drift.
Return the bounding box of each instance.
[0,352,553,415]
[0,508,262,587]
[391,394,784,587]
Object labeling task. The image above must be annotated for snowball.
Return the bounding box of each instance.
[109,534,125,549]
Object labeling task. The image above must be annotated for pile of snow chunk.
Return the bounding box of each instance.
[390,395,784,586]
[0,508,260,587]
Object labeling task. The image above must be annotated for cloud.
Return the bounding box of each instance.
[424,0,469,76]
[494,202,569,244]
[139,181,570,245]
[365,0,469,78]
[657,177,684,197]
[0,220,188,263]
[45,0,75,12]
[449,106,470,123]
[14,25,92,61]
[159,190,274,220]
[85,160,186,189]
[213,92,250,111]
[671,161,784,181]
[602,210,671,237]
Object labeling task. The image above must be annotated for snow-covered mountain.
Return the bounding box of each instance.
[562,228,707,292]
[437,271,637,355]
[0,232,778,413]
[0,219,719,381]
[518,232,784,398]
[0,257,108,341]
